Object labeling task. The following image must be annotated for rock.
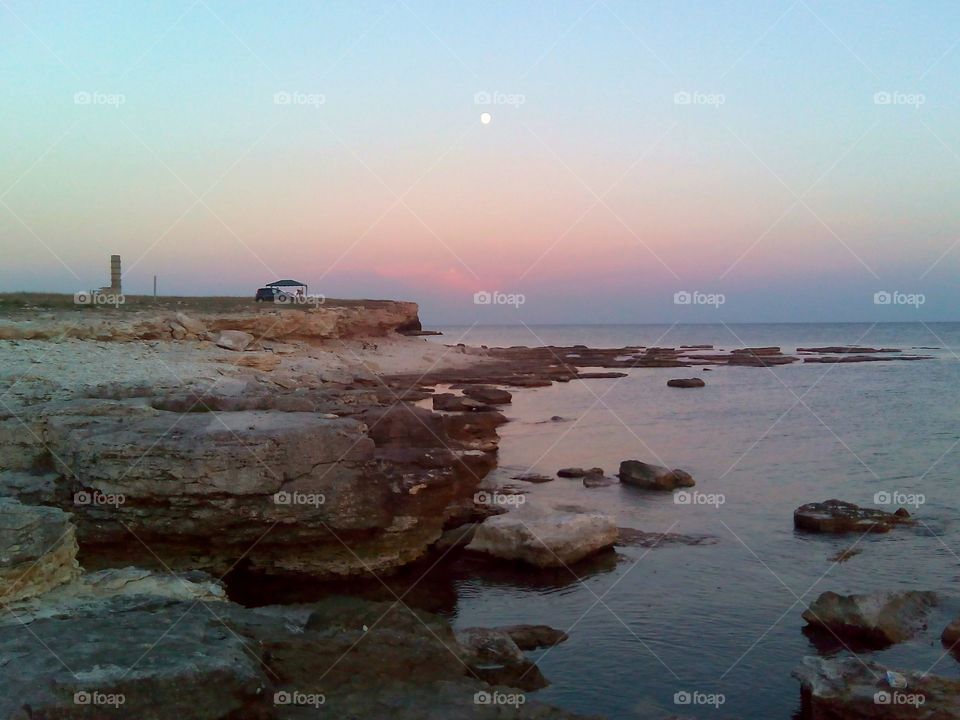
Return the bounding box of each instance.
[618,460,695,490]
[467,503,618,568]
[455,626,547,691]
[432,393,492,412]
[499,624,568,650]
[0,499,80,603]
[0,578,592,720]
[943,617,960,647]
[667,378,705,388]
[175,311,207,335]
[803,590,938,646]
[794,499,914,534]
[615,528,718,547]
[461,385,512,405]
[0,579,267,719]
[794,655,960,719]
[583,474,616,488]
[214,329,254,351]
[434,523,477,552]
[557,467,602,478]
[512,473,554,484]
[456,626,528,666]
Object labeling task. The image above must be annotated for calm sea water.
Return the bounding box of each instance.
[427,323,960,719]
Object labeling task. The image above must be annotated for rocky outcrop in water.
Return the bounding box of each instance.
[794,656,960,719]
[618,461,695,490]
[802,590,938,647]
[667,378,705,388]
[0,565,595,720]
[467,504,618,568]
[794,500,912,534]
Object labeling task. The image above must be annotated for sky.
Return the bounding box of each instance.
[1,0,959,323]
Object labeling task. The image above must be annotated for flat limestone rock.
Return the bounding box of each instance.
[467,503,618,568]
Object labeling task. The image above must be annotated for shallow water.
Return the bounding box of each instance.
[428,323,960,719]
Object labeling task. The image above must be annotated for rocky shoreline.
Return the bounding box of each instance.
[0,298,954,719]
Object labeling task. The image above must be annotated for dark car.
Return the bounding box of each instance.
[255,287,293,302]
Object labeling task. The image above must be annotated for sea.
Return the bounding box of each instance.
[422,323,960,719]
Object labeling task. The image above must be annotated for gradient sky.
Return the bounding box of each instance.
[2,0,959,323]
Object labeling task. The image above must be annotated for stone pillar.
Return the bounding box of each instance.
[110,254,121,292]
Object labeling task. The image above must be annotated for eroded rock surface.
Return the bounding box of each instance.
[803,590,938,647]
[0,499,80,602]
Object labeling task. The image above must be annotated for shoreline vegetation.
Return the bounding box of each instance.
[0,294,956,718]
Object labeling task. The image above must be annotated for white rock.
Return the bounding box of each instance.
[467,503,617,567]
[215,330,255,352]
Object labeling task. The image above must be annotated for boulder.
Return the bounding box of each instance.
[467,503,618,568]
[794,499,913,534]
[461,385,512,405]
[803,590,938,646]
[0,499,80,603]
[499,625,569,650]
[175,311,207,335]
[794,655,960,719]
[455,626,547,691]
[666,378,705,388]
[618,460,695,490]
[942,617,960,648]
[583,474,616,488]
[214,330,254,351]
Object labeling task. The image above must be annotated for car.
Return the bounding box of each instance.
[255,287,294,302]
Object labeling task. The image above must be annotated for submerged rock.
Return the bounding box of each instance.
[794,655,960,719]
[467,504,618,568]
[618,460,695,490]
[803,590,938,647]
[794,499,913,534]
[500,625,569,650]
